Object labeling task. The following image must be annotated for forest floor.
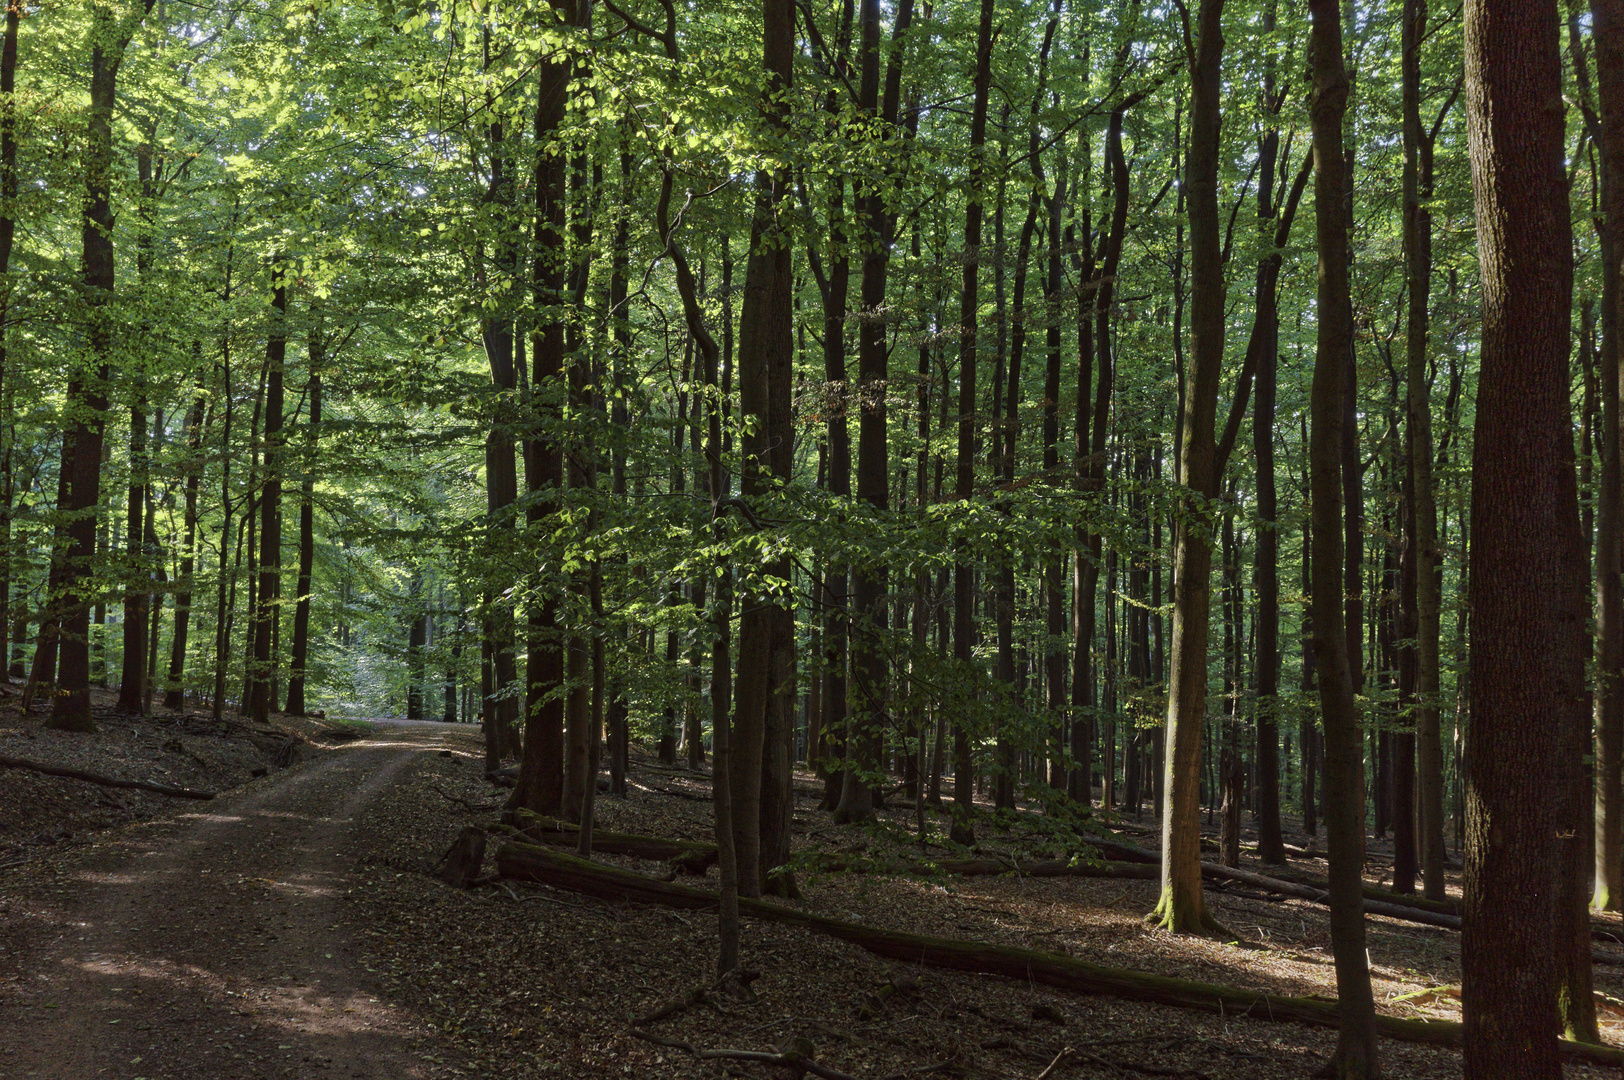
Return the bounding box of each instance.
[1,692,1621,1080]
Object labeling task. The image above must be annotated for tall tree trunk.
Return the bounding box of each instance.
[1591,0,1624,915]
[164,365,207,710]
[48,0,153,731]
[950,0,996,847]
[507,0,582,820]
[1461,0,1583,1072]
[1307,0,1378,1070]
[835,0,914,826]
[248,269,286,724]
[285,328,321,717]
[1151,0,1226,938]
[117,137,159,715]
[1404,0,1452,905]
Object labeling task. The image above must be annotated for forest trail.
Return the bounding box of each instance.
[0,720,474,1080]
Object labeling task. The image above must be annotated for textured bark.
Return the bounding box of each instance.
[730,0,796,899]
[1307,0,1379,1071]
[507,0,580,821]
[1461,0,1583,1072]
[50,0,154,731]
[1152,0,1225,938]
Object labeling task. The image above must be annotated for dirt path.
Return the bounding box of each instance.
[0,720,476,1080]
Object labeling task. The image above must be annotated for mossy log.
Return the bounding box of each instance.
[493,840,1624,1067]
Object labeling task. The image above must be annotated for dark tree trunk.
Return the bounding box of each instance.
[950,0,996,848]
[507,0,582,821]
[1307,0,1379,1069]
[49,0,153,731]
[1590,0,1624,915]
[248,269,286,724]
[164,367,207,710]
[1461,0,1583,1073]
[285,334,321,717]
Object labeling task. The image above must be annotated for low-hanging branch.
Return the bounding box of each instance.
[493,840,1624,1067]
[0,754,215,800]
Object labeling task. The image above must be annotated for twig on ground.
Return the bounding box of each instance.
[430,784,502,812]
[1033,1047,1073,1080]
[629,1027,866,1080]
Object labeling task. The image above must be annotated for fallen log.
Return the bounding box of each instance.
[512,815,718,875]
[0,754,215,800]
[494,841,1624,1068]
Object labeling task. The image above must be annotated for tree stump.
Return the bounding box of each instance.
[435,826,487,888]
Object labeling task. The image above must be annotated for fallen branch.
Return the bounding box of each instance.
[511,814,718,876]
[496,841,1624,1068]
[431,784,502,812]
[0,754,214,800]
[629,1028,862,1080]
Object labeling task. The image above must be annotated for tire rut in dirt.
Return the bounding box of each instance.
[0,725,471,1080]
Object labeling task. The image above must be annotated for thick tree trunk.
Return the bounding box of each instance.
[1307,0,1379,1071]
[48,0,152,731]
[507,0,580,821]
[1461,1,1583,1073]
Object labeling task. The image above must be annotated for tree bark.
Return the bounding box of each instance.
[1151,0,1226,938]
[48,0,155,731]
[1591,0,1624,916]
[285,332,321,717]
[1461,0,1583,1072]
[1307,0,1379,1071]
[248,268,286,724]
[949,0,996,848]
[507,0,581,821]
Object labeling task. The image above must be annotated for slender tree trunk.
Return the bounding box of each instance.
[1307,0,1378,1069]
[1151,0,1226,938]
[1591,0,1624,915]
[248,268,286,724]
[1461,1,1583,1072]
[950,0,996,847]
[285,331,321,717]
[164,367,207,710]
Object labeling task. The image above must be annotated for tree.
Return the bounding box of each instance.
[1151,0,1227,938]
[1307,0,1378,1071]
[1461,0,1585,1072]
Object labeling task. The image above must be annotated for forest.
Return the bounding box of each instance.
[0,0,1616,1073]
